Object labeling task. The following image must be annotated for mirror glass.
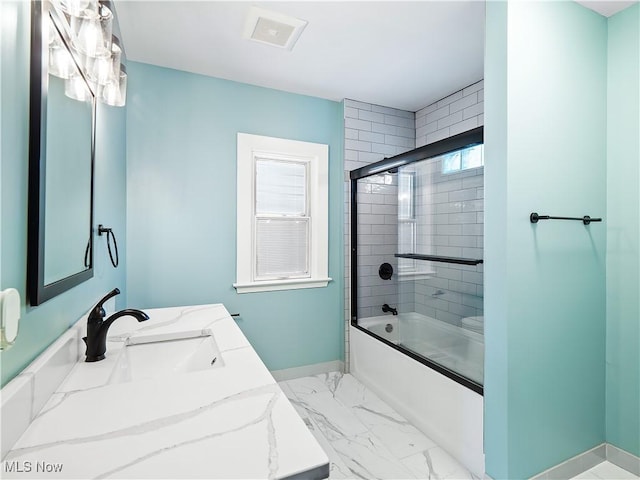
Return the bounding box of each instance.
[44,71,93,284]
[28,2,95,306]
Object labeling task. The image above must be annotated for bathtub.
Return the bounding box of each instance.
[358,312,484,385]
[350,313,485,476]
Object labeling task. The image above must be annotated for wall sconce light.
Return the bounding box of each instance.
[57,0,96,17]
[48,0,127,107]
[48,29,74,78]
[64,70,93,101]
[101,66,126,107]
[69,3,112,57]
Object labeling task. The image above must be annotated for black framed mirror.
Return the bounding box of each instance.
[28,1,96,306]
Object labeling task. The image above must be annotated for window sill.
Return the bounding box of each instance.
[233,277,332,294]
[397,271,435,281]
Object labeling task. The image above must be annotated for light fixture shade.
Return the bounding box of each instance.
[65,71,93,102]
[85,41,121,86]
[47,15,57,46]
[70,4,112,58]
[49,44,75,79]
[55,0,97,17]
[101,68,126,107]
[48,22,75,79]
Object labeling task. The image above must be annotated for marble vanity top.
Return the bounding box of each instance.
[2,305,329,479]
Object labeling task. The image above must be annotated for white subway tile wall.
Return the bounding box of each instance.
[416,80,484,147]
[355,173,416,320]
[413,80,484,328]
[411,158,484,326]
[344,100,416,371]
[343,80,484,368]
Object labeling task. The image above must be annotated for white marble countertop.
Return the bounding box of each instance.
[3,305,329,479]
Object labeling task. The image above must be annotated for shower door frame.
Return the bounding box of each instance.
[349,126,484,395]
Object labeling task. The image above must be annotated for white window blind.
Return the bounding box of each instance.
[256,218,309,278]
[255,159,310,279]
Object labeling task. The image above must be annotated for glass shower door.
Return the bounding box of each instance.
[396,145,485,385]
[354,171,402,340]
[350,126,485,391]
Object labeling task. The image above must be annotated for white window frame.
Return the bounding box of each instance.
[397,170,434,280]
[234,133,331,294]
[397,170,417,273]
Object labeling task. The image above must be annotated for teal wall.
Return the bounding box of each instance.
[606,4,640,457]
[485,2,608,478]
[0,1,127,387]
[3,1,635,470]
[125,62,344,372]
[483,1,509,475]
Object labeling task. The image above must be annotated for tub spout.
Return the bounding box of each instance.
[382,304,398,316]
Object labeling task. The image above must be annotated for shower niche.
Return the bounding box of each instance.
[350,127,484,393]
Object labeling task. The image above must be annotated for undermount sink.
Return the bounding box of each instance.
[108,334,225,384]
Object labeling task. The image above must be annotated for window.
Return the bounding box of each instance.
[398,171,417,273]
[255,159,308,279]
[234,133,331,293]
[441,144,484,174]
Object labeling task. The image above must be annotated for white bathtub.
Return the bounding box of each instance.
[350,313,485,476]
[358,312,484,385]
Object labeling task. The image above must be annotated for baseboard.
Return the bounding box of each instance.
[530,444,606,480]
[607,444,640,477]
[270,360,344,382]
[530,443,640,479]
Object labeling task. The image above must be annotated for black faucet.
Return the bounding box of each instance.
[382,304,398,316]
[84,288,149,362]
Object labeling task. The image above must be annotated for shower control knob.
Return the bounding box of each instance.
[379,263,393,280]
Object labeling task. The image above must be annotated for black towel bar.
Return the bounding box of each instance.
[530,212,602,225]
[394,253,483,265]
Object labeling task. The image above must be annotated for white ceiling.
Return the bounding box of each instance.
[114,1,486,112]
[574,0,637,17]
[114,1,638,113]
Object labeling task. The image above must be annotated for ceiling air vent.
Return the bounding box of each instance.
[243,6,308,51]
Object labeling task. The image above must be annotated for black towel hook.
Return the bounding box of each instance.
[98,225,119,268]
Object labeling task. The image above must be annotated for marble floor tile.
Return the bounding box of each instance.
[584,461,639,480]
[572,471,601,480]
[293,390,370,442]
[285,371,341,396]
[398,449,436,479]
[302,414,354,480]
[569,461,640,480]
[279,372,475,480]
[332,373,384,407]
[278,382,311,420]
[402,446,474,480]
[352,399,436,459]
[278,381,297,400]
[447,467,483,480]
[283,374,640,480]
[425,446,476,479]
[331,430,417,479]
